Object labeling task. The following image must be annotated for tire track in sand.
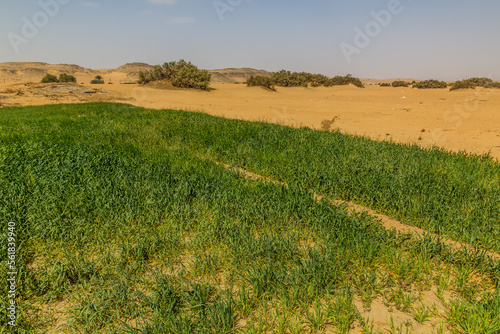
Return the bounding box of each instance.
[219,163,500,262]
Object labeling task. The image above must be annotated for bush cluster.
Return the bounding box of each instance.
[450,77,500,91]
[271,70,310,87]
[90,76,104,85]
[327,74,364,88]
[486,82,500,88]
[449,80,476,91]
[465,77,495,87]
[138,60,211,90]
[41,73,77,83]
[379,83,391,87]
[412,80,448,89]
[246,71,364,90]
[391,80,410,87]
[59,73,77,83]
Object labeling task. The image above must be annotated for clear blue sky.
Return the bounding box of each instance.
[1,0,499,80]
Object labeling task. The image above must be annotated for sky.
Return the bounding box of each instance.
[1,0,499,80]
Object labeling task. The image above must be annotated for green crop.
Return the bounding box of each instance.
[0,103,498,332]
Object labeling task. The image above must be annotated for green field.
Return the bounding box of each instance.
[1,103,499,333]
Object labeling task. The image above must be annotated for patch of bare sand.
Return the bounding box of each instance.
[0,82,132,107]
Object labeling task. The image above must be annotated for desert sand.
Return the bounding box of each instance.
[1,62,499,161]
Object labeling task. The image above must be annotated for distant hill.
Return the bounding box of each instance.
[208,68,272,84]
[0,62,274,85]
[0,62,422,86]
[107,63,153,76]
[0,62,91,84]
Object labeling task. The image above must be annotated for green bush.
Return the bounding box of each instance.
[270,71,364,88]
[392,81,409,87]
[59,74,76,83]
[40,74,59,83]
[311,74,329,86]
[485,82,500,89]
[246,75,275,91]
[380,83,391,87]
[450,77,500,90]
[326,74,364,88]
[450,80,476,91]
[244,70,365,90]
[412,80,448,89]
[466,77,494,87]
[138,60,211,90]
[271,70,310,87]
[90,76,104,84]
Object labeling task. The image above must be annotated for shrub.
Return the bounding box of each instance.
[244,70,364,90]
[59,73,76,83]
[327,74,364,88]
[320,116,339,130]
[272,70,310,87]
[138,71,150,85]
[485,82,500,88]
[311,74,329,86]
[392,80,409,87]
[246,75,275,91]
[90,76,105,84]
[449,77,500,90]
[138,60,211,90]
[380,83,391,87]
[270,71,365,88]
[169,61,211,90]
[466,77,494,87]
[41,74,59,83]
[450,80,476,91]
[412,80,448,89]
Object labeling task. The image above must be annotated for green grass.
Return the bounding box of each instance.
[15,102,496,252]
[0,103,499,333]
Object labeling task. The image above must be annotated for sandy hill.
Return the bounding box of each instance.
[208,68,272,84]
[0,62,92,84]
[0,62,274,85]
[0,62,155,85]
[1,62,427,86]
